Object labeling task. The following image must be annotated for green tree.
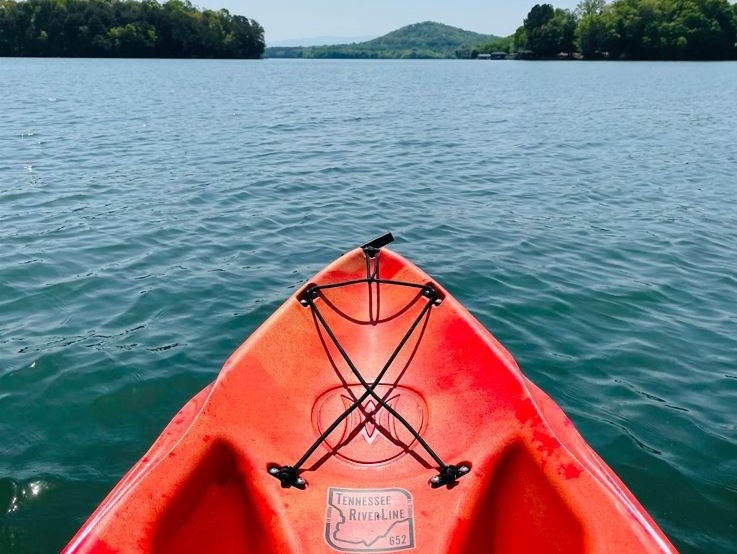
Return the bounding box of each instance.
[550,8,578,54]
[576,0,607,17]
[522,4,577,56]
[107,22,157,56]
[576,0,616,57]
[513,26,528,51]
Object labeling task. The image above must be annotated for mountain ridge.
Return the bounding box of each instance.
[265,21,498,59]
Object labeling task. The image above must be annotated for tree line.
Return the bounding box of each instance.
[475,0,737,60]
[267,46,449,59]
[0,0,265,58]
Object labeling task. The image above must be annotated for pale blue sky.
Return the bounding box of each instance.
[194,1,582,44]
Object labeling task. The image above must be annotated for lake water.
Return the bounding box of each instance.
[1,58,736,552]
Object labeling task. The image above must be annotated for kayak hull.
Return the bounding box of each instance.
[63,246,676,553]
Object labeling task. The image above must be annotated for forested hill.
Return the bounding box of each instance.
[0,0,265,58]
[266,21,498,59]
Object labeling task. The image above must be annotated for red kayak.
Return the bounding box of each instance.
[63,234,677,553]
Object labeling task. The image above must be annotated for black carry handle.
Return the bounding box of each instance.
[361,233,395,255]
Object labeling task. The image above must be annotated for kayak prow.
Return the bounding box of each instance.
[64,239,677,553]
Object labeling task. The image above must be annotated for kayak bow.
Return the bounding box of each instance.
[64,235,677,553]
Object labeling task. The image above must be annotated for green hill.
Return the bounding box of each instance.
[266,21,498,59]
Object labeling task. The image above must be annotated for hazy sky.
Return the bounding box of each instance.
[194,1,582,44]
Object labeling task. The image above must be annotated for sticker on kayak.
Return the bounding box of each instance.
[325,487,415,552]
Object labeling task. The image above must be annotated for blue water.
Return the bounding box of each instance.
[1,58,736,552]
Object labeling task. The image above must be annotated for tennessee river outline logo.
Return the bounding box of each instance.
[325,487,415,552]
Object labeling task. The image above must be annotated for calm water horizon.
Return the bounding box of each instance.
[1,58,736,552]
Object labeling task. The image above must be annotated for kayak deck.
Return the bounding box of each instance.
[63,241,676,553]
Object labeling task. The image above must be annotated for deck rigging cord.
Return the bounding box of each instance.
[269,234,470,489]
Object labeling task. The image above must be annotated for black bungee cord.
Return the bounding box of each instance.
[269,234,469,489]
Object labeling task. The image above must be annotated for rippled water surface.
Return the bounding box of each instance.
[1,58,736,552]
